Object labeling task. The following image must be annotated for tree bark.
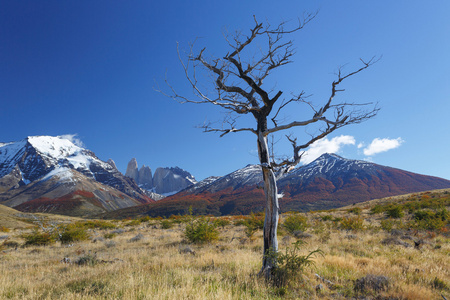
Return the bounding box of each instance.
[257,129,279,276]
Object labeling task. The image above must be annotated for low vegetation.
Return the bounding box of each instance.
[0,189,449,299]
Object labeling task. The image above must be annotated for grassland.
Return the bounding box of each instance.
[0,189,449,299]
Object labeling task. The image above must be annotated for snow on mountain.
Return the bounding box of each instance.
[0,136,154,216]
[0,136,114,183]
[188,164,262,194]
[40,167,75,183]
[182,176,221,193]
[283,153,377,184]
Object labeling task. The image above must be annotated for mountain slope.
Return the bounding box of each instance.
[102,153,450,218]
[0,136,154,216]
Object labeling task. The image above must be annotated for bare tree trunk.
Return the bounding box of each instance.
[257,130,279,277]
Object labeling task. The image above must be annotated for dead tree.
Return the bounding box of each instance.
[158,14,379,278]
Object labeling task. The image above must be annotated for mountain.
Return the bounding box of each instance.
[125,158,153,190]
[153,166,196,195]
[0,136,155,216]
[102,153,450,218]
[124,158,197,196]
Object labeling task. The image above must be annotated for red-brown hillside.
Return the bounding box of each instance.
[102,154,450,218]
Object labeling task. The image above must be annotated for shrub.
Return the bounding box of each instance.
[161,219,174,229]
[413,209,448,230]
[265,240,322,287]
[320,215,333,221]
[370,204,385,215]
[347,207,362,215]
[237,213,265,238]
[0,226,9,232]
[436,208,449,221]
[169,214,189,224]
[139,215,151,222]
[103,232,117,239]
[59,224,90,244]
[214,218,231,229]
[185,217,219,244]
[71,220,116,230]
[380,219,394,232]
[340,217,364,231]
[414,210,434,221]
[75,253,100,266]
[385,205,404,219]
[23,230,56,246]
[283,214,308,234]
[126,219,142,226]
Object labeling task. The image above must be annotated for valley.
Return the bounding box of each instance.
[0,189,449,299]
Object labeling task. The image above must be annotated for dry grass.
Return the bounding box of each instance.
[0,204,82,229]
[0,190,449,299]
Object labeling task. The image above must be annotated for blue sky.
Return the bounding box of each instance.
[1,1,449,181]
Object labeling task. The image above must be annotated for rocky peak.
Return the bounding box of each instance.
[0,136,155,206]
[138,165,153,189]
[125,158,139,182]
[153,167,196,195]
[106,159,118,170]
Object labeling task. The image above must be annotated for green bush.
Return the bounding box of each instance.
[414,210,434,221]
[340,216,364,231]
[103,232,117,239]
[76,220,116,230]
[411,209,448,230]
[214,218,231,229]
[23,230,56,246]
[370,204,386,215]
[381,219,405,232]
[161,219,174,229]
[347,207,362,215]
[436,208,449,221]
[265,240,322,287]
[185,217,219,243]
[236,213,265,238]
[283,214,308,234]
[320,215,333,221]
[59,224,90,244]
[125,219,142,226]
[385,205,404,219]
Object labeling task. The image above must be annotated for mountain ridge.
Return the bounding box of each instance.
[0,136,155,216]
[101,153,450,218]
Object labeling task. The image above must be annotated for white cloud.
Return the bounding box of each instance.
[302,135,355,164]
[363,137,403,156]
[58,134,85,148]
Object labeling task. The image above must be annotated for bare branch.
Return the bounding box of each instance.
[200,118,256,137]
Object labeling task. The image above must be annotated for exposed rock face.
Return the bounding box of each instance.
[0,136,155,217]
[153,167,196,195]
[106,159,118,170]
[125,158,139,182]
[138,165,153,189]
[124,159,196,196]
[0,165,26,193]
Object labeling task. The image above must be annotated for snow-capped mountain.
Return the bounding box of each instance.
[186,164,262,194]
[107,153,450,217]
[284,153,376,182]
[0,136,154,216]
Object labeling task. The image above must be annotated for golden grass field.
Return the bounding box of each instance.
[0,189,449,299]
